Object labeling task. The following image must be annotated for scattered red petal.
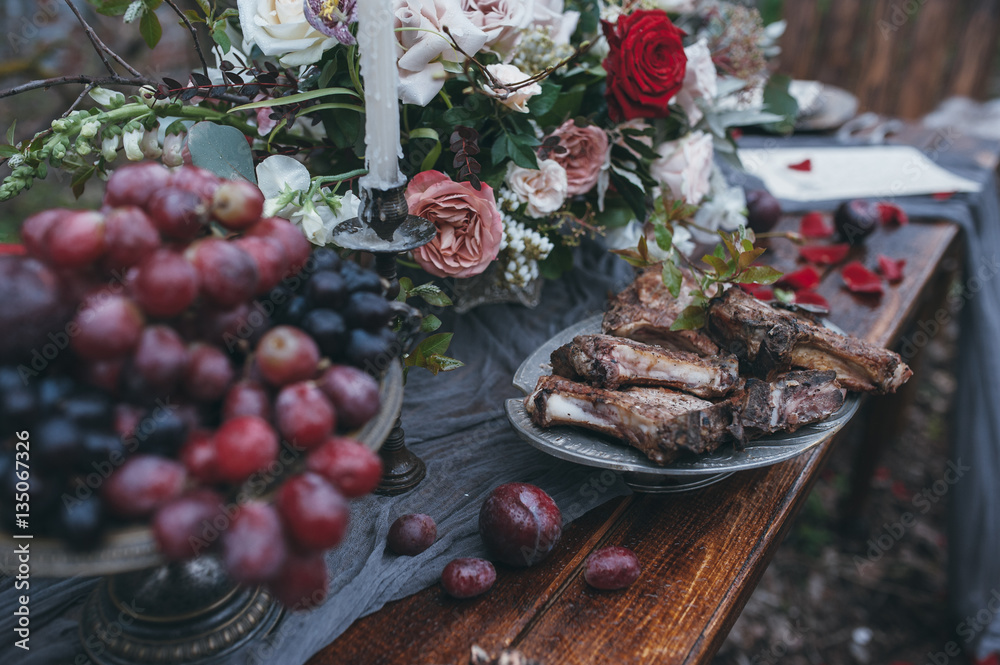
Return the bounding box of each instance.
[874,466,892,482]
[799,243,850,265]
[891,480,912,501]
[792,290,830,312]
[800,212,835,239]
[0,244,26,256]
[889,661,914,665]
[975,654,1000,665]
[730,128,743,140]
[932,191,955,200]
[841,261,884,295]
[788,158,812,172]
[753,289,774,301]
[877,255,906,283]
[776,266,821,291]
[877,202,909,226]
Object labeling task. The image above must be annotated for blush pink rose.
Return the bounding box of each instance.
[405,170,503,278]
[548,119,610,196]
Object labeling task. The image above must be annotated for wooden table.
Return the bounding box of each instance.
[308,214,963,665]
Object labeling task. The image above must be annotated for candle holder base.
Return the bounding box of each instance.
[375,418,426,496]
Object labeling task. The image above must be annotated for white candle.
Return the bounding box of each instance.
[356,0,404,190]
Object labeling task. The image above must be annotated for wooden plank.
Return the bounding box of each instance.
[950,0,1000,98]
[815,0,865,88]
[778,0,822,81]
[855,0,902,115]
[307,218,961,665]
[894,0,957,118]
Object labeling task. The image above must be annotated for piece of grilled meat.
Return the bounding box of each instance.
[603,267,719,356]
[739,370,846,436]
[525,375,741,464]
[551,334,740,398]
[707,287,911,394]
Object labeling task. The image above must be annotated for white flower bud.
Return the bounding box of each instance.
[123,0,142,23]
[140,129,162,159]
[101,134,119,162]
[123,128,144,161]
[88,87,126,108]
[79,120,100,139]
[162,133,184,167]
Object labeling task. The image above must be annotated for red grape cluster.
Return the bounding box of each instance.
[1,162,397,609]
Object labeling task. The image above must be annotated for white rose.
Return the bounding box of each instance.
[534,0,579,46]
[485,64,541,113]
[395,0,488,106]
[462,0,534,57]
[237,0,337,66]
[649,0,696,12]
[506,159,568,218]
[650,130,714,205]
[675,39,718,126]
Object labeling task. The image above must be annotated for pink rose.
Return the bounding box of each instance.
[548,119,610,196]
[406,171,503,278]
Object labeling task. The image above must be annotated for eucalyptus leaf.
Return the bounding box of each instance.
[139,9,162,49]
[186,121,256,183]
[409,283,453,307]
[229,87,360,112]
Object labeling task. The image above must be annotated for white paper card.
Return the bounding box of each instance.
[737,145,982,201]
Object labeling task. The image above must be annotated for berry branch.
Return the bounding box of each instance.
[0,75,157,100]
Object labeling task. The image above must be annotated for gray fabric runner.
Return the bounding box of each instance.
[0,244,636,665]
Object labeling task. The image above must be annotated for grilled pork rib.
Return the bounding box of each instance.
[707,287,912,394]
[603,267,719,356]
[739,370,846,436]
[525,375,740,464]
[551,334,740,398]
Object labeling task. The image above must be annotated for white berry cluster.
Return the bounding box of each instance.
[497,212,555,288]
[511,26,574,75]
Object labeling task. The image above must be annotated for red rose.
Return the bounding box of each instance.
[602,10,688,122]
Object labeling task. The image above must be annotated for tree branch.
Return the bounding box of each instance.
[0,75,156,100]
[162,0,212,78]
[62,0,142,77]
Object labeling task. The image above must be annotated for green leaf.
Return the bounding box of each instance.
[405,333,454,368]
[761,74,799,135]
[529,82,560,117]
[736,265,783,285]
[610,248,653,268]
[774,288,795,304]
[422,354,464,375]
[608,170,649,221]
[409,283,453,307]
[653,223,672,253]
[662,262,683,298]
[229,87,361,112]
[0,146,18,158]
[719,231,739,262]
[491,133,510,166]
[670,305,708,331]
[419,314,442,333]
[87,0,134,16]
[506,132,539,169]
[195,0,210,13]
[702,253,729,275]
[186,121,256,183]
[420,139,442,173]
[211,24,231,53]
[536,83,586,126]
[71,166,95,198]
[6,120,16,145]
[298,102,366,116]
[139,9,162,49]
[408,128,438,141]
[737,247,766,271]
[396,276,414,301]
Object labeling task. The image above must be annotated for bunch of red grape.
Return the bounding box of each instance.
[0,162,395,609]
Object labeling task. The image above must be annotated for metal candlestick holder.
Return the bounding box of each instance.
[331,182,436,495]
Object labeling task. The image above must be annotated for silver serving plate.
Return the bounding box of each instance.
[505,315,861,493]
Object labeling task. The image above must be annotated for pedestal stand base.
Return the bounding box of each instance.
[375,418,426,495]
[80,557,283,665]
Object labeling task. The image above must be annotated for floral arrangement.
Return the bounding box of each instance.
[1,0,792,300]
